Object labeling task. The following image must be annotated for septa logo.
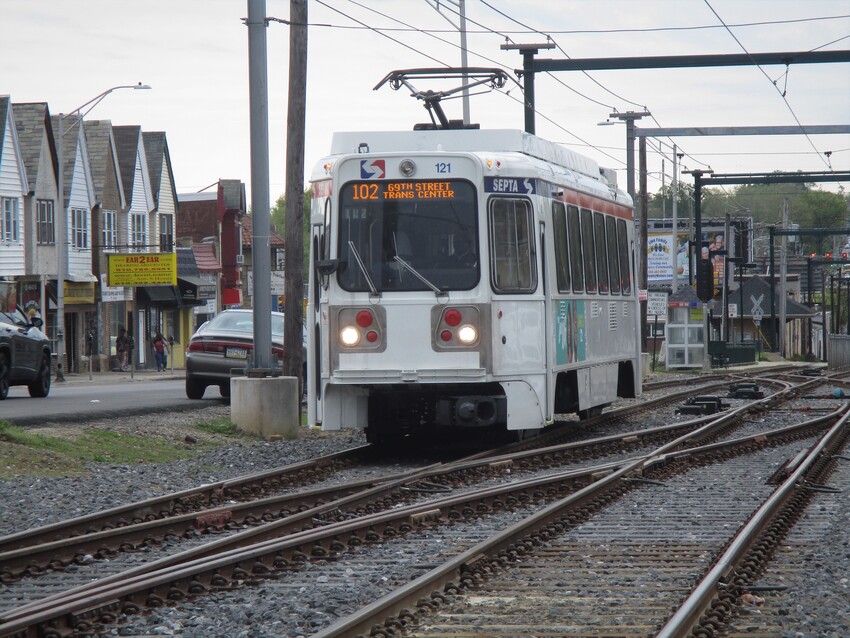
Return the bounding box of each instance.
[360,159,385,179]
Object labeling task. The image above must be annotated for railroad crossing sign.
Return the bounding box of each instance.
[647,292,668,316]
[751,293,764,321]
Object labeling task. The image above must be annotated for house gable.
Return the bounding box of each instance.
[14,101,59,275]
[0,96,28,276]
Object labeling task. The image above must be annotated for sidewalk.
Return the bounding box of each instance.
[59,367,186,384]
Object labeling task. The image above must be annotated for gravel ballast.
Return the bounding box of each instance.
[2,396,849,637]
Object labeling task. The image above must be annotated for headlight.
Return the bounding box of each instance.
[340,326,360,346]
[399,159,416,176]
[457,325,477,344]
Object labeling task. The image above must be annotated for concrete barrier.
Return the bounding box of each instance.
[231,376,300,439]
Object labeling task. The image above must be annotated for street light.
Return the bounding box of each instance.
[55,84,151,381]
[597,110,651,202]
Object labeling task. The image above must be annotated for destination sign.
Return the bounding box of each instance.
[484,177,536,194]
[348,181,458,201]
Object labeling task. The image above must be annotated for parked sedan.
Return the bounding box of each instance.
[185,309,303,399]
[0,306,52,400]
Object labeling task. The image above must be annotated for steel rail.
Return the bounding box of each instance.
[656,404,850,637]
[2,376,779,590]
[311,402,846,637]
[0,444,372,555]
[0,376,756,579]
[2,406,736,621]
[1,385,837,637]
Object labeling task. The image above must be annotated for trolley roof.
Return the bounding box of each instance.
[327,129,613,190]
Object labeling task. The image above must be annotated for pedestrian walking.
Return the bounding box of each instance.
[152,331,169,372]
[116,327,129,371]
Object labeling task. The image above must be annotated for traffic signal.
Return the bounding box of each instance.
[696,258,715,302]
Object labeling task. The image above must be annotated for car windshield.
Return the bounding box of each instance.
[0,308,28,327]
[337,179,479,293]
[204,312,285,337]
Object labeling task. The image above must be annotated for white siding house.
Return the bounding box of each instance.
[113,125,156,366]
[114,126,154,253]
[14,102,59,278]
[0,96,28,280]
[50,114,96,282]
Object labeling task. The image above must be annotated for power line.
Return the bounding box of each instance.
[290,13,850,35]
[702,0,833,171]
[314,0,448,66]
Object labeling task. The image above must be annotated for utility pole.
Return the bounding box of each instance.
[500,41,556,135]
[671,146,680,294]
[639,136,648,351]
[428,0,471,126]
[247,0,272,370]
[284,0,307,387]
[779,201,788,357]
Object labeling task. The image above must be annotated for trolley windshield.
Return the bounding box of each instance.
[337,179,478,292]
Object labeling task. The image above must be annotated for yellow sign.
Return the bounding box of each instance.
[64,282,95,304]
[108,253,178,286]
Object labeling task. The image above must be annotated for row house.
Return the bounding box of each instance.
[176,180,245,319]
[0,94,219,375]
[50,110,98,371]
[6,101,57,334]
[176,181,287,319]
[240,215,286,310]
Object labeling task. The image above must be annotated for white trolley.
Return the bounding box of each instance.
[307,127,641,444]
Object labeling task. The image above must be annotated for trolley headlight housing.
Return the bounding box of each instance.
[399,159,416,177]
[433,305,483,350]
[336,307,387,352]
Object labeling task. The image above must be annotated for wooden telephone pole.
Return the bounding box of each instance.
[284,0,307,386]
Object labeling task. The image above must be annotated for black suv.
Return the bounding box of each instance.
[0,306,51,399]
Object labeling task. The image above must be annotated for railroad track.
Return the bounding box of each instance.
[0,373,836,636]
[0,374,789,587]
[317,401,849,637]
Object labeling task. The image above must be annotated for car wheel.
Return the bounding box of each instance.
[219,382,231,399]
[28,353,51,398]
[0,352,9,400]
[186,376,207,400]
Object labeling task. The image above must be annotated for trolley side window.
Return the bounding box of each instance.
[552,200,570,293]
[617,218,632,294]
[606,215,621,294]
[567,205,583,292]
[594,212,609,294]
[489,197,537,293]
[580,208,597,293]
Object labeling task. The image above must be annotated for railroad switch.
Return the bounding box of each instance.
[799,367,822,376]
[727,382,765,399]
[676,395,728,415]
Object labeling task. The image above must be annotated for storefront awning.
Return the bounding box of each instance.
[137,285,180,306]
[177,276,216,305]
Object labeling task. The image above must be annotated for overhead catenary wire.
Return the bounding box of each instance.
[309,1,846,192]
[702,0,835,172]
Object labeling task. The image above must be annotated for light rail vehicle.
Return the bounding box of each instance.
[306,70,641,445]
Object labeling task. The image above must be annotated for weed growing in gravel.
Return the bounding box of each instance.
[0,420,195,476]
[193,418,245,436]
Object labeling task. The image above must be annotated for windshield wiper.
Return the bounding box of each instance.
[393,256,443,297]
[347,241,379,297]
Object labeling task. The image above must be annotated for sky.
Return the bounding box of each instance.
[2,0,849,204]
